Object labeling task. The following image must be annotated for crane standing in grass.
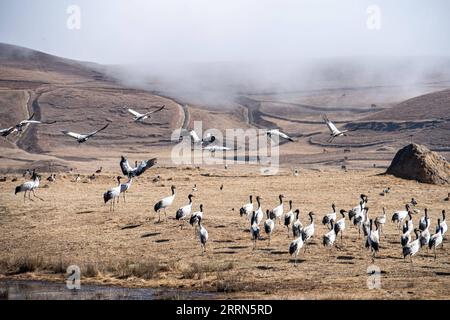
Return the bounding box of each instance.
[103,176,122,211]
[154,185,176,222]
[14,169,43,202]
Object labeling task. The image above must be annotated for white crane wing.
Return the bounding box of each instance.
[86,123,109,138]
[142,105,165,117]
[322,114,341,135]
[62,131,83,140]
[20,120,42,125]
[128,108,143,117]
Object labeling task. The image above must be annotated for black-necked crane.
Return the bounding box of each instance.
[192,184,198,192]
[410,198,418,206]
[392,204,411,230]
[14,170,42,202]
[266,129,295,142]
[46,173,56,182]
[402,229,421,263]
[419,208,431,232]
[127,105,165,122]
[176,194,194,229]
[323,221,337,248]
[401,222,412,247]
[439,210,447,238]
[334,209,347,241]
[269,194,284,224]
[322,203,337,230]
[445,193,450,202]
[322,113,348,143]
[120,156,157,178]
[301,212,315,251]
[354,207,368,238]
[239,195,253,218]
[429,220,444,260]
[348,194,367,222]
[292,209,303,238]
[375,207,387,237]
[71,174,81,183]
[250,211,260,250]
[119,177,132,203]
[362,207,372,237]
[284,201,294,236]
[197,216,208,256]
[62,123,109,144]
[190,204,203,235]
[365,219,380,261]
[103,176,122,211]
[254,196,264,226]
[154,185,176,222]
[1,113,54,138]
[264,210,275,246]
[404,211,414,234]
[289,235,304,266]
[379,187,390,196]
[419,218,431,249]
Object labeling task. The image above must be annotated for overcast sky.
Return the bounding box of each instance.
[1,0,450,64]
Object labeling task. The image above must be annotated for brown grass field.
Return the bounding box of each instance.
[1,165,449,299]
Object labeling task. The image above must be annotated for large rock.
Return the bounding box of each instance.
[386,144,450,185]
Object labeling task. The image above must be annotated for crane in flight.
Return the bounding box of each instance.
[1,113,55,138]
[266,129,295,142]
[322,114,348,143]
[127,105,165,122]
[62,123,109,144]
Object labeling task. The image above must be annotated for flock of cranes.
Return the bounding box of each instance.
[1,105,165,142]
[2,107,349,152]
[11,161,449,263]
[237,192,447,265]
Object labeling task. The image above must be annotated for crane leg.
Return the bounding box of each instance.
[123,192,126,203]
[32,189,43,201]
[23,191,26,203]
[158,211,161,223]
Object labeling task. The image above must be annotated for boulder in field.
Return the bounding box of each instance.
[386,144,450,185]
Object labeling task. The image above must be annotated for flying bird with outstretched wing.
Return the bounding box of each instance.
[322,114,348,143]
[127,105,165,122]
[266,129,295,142]
[62,123,109,143]
[1,113,56,138]
[120,156,157,178]
[186,130,216,146]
